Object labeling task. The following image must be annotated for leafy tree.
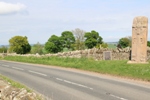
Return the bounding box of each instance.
[0,46,8,53]
[9,36,31,54]
[72,28,85,50]
[96,43,108,48]
[45,35,63,53]
[61,31,75,50]
[84,30,103,49]
[84,38,97,49]
[147,41,150,47]
[101,43,108,48]
[45,42,56,53]
[118,37,131,48]
[31,42,44,54]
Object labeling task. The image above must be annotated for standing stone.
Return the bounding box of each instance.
[128,16,148,63]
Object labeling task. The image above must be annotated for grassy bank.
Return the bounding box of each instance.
[0,74,44,100]
[0,74,31,92]
[3,56,150,81]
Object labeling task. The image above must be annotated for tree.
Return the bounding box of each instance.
[72,28,85,50]
[96,43,108,48]
[118,37,131,48]
[84,30,103,49]
[45,41,56,53]
[9,36,31,54]
[101,43,108,48]
[0,46,8,53]
[45,35,63,53]
[61,31,75,50]
[31,42,44,54]
[147,41,150,47]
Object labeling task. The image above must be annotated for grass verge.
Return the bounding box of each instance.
[0,74,31,92]
[2,56,150,81]
[0,74,44,100]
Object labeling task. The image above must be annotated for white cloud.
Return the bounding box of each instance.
[0,2,27,15]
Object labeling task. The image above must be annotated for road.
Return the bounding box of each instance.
[0,60,150,100]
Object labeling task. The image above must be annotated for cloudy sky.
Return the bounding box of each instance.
[0,0,150,45]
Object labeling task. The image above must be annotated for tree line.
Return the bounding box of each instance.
[1,28,107,54]
[1,28,150,54]
[45,29,105,53]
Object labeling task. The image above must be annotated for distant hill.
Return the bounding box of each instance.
[0,45,9,48]
[106,42,118,44]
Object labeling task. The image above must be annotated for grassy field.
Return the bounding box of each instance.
[107,44,117,49]
[2,56,150,82]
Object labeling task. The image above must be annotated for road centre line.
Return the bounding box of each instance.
[56,78,63,81]
[29,70,47,76]
[107,93,128,100]
[2,64,10,67]
[56,78,93,90]
[12,67,24,71]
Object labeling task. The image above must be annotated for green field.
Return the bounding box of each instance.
[2,56,150,82]
[107,43,117,49]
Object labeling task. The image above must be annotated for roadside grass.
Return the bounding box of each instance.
[2,56,150,81]
[0,56,2,60]
[0,74,31,92]
[0,74,44,100]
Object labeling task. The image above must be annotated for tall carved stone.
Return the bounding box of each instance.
[128,16,148,63]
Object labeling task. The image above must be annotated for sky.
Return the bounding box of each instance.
[0,0,150,45]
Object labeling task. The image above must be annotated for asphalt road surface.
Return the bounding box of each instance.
[0,60,150,100]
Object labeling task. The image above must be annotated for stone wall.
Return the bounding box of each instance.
[44,47,131,60]
[53,47,150,60]
[1,47,150,61]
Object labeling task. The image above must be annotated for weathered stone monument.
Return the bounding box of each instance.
[103,51,112,60]
[128,16,148,63]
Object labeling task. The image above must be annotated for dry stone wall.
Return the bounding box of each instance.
[51,48,131,60]
[1,47,150,61]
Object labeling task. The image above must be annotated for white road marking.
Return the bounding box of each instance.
[109,94,128,100]
[29,70,47,76]
[2,64,10,67]
[12,67,24,71]
[56,78,93,90]
[56,78,63,81]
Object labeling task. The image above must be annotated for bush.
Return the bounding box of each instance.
[118,37,131,48]
[0,46,8,53]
